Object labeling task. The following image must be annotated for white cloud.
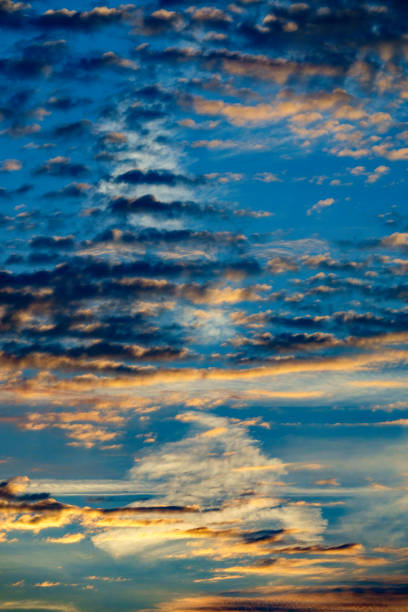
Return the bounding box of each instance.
[307,198,335,215]
[92,412,326,558]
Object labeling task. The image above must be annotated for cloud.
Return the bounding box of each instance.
[92,412,325,558]
[147,587,408,612]
[45,532,85,544]
[29,235,75,250]
[221,52,341,85]
[0,428,329,575]
[366,165,390,183]
[51,119,92,140]
[381,233,408,249]
[128,412,285,504]
[373,145,408,161]
[0,476,202,535]
[42,182,91,199]
[2,345,408,423]
[0,476,30,499]
[307,198,335,215]
[141,9,184,34]
[110,193,223,218]
[0,159,21,171]
[36,6,134,30]
[85,576,129,583]
[192,90,352,126]
[1,0,408,602]
[115,168,202,187]
[189,7,231,24]
[35,156,89,178]
[214,557,347,577]
[0,603,79,612]
[314,478,340,487]
[76,51,138,73]
[0,0,29,16]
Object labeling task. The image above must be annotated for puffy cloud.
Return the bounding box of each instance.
[307,198,335,215]
[366,165,390,183]
[0,0,29,14]
[36,5,135,30]
[0,159,22,171]
[35,156,89,177]
[0,476,30,498]
[142,9,185,34]
[373,145,408,161]
[381,233,408,249]
[189,7,232,24]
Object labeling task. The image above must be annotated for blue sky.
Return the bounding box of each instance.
[0,1,408,610]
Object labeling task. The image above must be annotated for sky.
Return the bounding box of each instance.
[0,0,408,610]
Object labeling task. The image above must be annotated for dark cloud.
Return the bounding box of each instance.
[35,156,89,177]
[142,9,185,35]
[51,119,93,140]
[42,182,91,199]
[237,1,408,58]
[0,40,67,78]
[29,235,75,250]
[231,332,339,359]
[0,340,190,372]
[126,105,166,126]
[0,56,49,78]
[74,51,138,74]
[134,85,177,104]
[0,0,30,28]
[110,194,222,218]
[90,227,247,250]
[46,94,91,111]
[114,168,203,186]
